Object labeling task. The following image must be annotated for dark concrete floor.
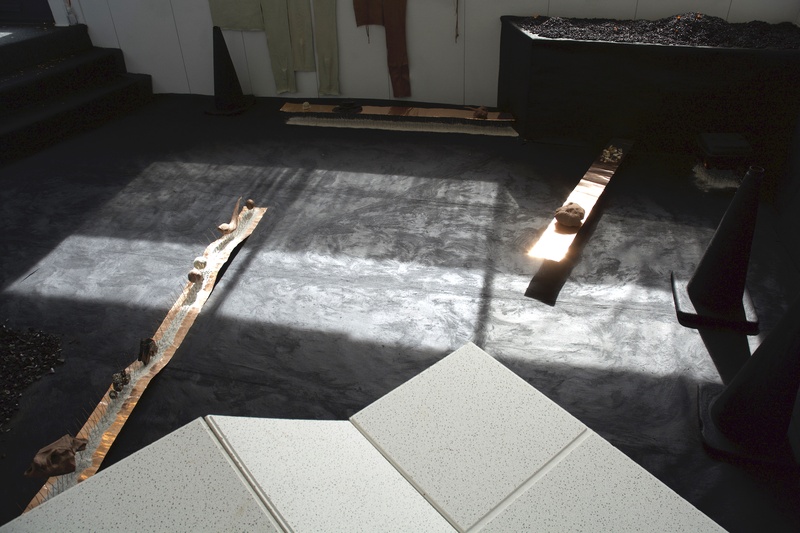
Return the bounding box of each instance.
[1,95,799,531]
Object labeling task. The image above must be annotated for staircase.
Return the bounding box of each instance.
[0,24,152,162]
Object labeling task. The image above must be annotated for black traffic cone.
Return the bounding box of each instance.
[698,295,800,465]
[671,166,764,334]
[207,26,254,115]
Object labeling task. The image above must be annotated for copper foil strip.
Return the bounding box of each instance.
[528,139,633,262]
[280,102,514,122]
[25,206,267,512]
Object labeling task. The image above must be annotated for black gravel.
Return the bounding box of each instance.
[0,324,63,433]
[518,12,800,49]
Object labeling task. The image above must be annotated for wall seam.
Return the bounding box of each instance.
[461,0,466,106]
[240,32,254,96]
[169,0,192,93]
[106,0,121,49]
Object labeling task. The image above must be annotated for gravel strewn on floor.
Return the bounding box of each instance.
[518,12,800,49]
[0,324,63,433]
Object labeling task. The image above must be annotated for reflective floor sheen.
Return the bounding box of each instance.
[1,95,799,531]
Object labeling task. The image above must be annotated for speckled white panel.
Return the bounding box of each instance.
[208,416,456,532]
[481,433,725,532]
[1,419,281,533]
[351,342,587,532]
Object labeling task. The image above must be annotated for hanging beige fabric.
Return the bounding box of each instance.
[209,0,264,30]
[261,0,297,93]
[288,0,316,71]
[313,0,340,95]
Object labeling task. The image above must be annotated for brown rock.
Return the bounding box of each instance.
[24,435,87,477]
[555,202,586,227]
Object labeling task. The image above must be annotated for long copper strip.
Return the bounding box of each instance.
[280,102,514,122]
[528,139,633,262]
[25,205,267,512]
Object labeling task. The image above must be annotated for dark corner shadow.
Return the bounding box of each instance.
[696,327,752,385]
[524,195,610,306]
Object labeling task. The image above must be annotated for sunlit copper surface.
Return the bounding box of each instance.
[25,206,267,512]
[528,139,633,261]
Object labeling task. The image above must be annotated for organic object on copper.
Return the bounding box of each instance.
[218,197,242,234]
[24,435,87,478]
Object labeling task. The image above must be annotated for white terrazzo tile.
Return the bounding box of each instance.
[1,419,281,533]
[208,416,456,532]
[480,433,725,532]
[350,342,587,531]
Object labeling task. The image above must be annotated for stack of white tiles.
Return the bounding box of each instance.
[2,343,725,532]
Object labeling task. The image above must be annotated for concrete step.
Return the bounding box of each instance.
[0,47,126,116]
[0,25,92,77]
[0,73,152,163]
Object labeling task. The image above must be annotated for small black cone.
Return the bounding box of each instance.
[207,26,254,116]
[671,166,764,333]
[699,295,800,465]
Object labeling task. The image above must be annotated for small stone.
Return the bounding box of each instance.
[48,368,55,374]
[245,199,255,210]
[555,202,586,227]
[188,269,204,283]
[193,256,207,270]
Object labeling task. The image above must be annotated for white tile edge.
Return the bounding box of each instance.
[204,416,291,533]
[467,428,592,533]
[349,414,464,532]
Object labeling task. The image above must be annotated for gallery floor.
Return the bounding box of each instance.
[1,95,798,531]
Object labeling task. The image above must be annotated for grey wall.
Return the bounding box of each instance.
[54,0,800,105]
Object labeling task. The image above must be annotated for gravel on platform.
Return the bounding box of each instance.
[518,12,800,49]
[0,324,63,434]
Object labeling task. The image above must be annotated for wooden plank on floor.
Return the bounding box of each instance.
[528,139,633,262]
[280,102,514,122]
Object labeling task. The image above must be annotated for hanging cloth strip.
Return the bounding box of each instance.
[314,0,341,95]
[353,0,410,98]
[288,0,316,71]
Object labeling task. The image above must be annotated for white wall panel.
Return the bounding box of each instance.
[727,0,799,23]
[76,1,800,101]
[171,0,214,95]
[74,0,120,48]
[635,0,733,20]
[465,0,549,107]
[107,0,189,93]
[549,0,638,20]
[403,0,465,104]
[336,0,392,100]
[242,31,277,96]
[47,0,71,26]
[221,30,253,95]
[294,71,322,98]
